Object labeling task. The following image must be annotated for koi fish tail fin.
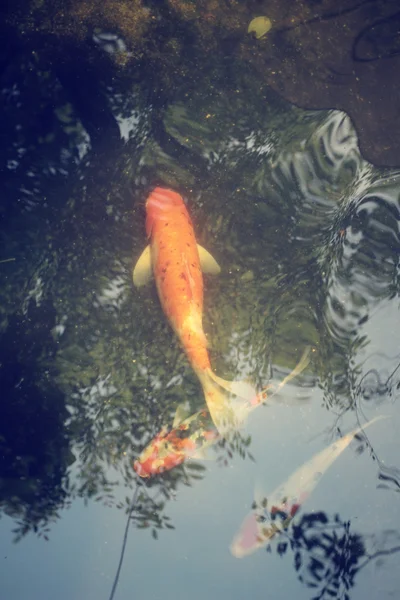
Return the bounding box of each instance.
[264,347,311,403]
[198,348,311,433]
[197,369,258,433]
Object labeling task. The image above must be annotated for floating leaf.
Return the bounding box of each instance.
[247,16,272,40]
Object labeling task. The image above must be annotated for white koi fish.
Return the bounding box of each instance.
[230,415,385,558]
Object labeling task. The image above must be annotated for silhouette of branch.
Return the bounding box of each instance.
[108,483,140,600]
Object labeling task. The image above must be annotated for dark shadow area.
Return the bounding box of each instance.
[0,301,71,540]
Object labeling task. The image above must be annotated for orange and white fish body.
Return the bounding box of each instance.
[133,187,251,431]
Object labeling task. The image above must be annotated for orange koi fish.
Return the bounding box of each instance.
[134,406,218,478]
[133,187,254,433]
[230,415,385,558]
[134,349,310,478]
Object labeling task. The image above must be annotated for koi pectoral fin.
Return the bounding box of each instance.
[133,245,152,287]
[197,244,221,275]
[190,448,214,461]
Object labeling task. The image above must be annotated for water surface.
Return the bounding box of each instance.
[1,12,400,600]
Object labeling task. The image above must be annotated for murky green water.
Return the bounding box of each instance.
[1,18,400,600]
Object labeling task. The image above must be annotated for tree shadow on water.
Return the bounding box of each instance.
[0,295,208,543]
[269,511,400,600]
[0,300,73,540]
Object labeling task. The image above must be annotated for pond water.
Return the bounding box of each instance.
[1,10,400,600]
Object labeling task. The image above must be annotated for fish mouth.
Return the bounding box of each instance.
[133,460,151,478]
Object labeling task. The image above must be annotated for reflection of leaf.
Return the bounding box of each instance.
[1,26,399,574]
[185,462,206,472]
[269,512,400,599]
[248,17,272,39]
[277,542,287,556]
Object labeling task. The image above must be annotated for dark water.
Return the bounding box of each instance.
[1,14,400,600]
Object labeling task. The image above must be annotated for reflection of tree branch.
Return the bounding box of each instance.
[377,465,400,493]
[108,483,140,600]
[271,511,400,599]
[356,358,400,404]
[351,359,400,492]
[358,544,400,572]
[216,430,255,468]
[330,405,400,496]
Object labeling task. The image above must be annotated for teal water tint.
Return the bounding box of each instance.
[1,39,400,600]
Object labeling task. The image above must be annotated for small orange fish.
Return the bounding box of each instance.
[134,349,310,477]
[133,408,218,478]
[133,187,254,432]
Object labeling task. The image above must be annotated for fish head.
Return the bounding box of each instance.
[230,498,281,559]
[230,492,307,558]
[145,188,185,237]
[133,425,197,477]
[230,512,261,558]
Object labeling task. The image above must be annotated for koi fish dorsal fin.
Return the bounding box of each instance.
[133,245,152,287]
[197,245,221,275]
[172,402,192,428]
